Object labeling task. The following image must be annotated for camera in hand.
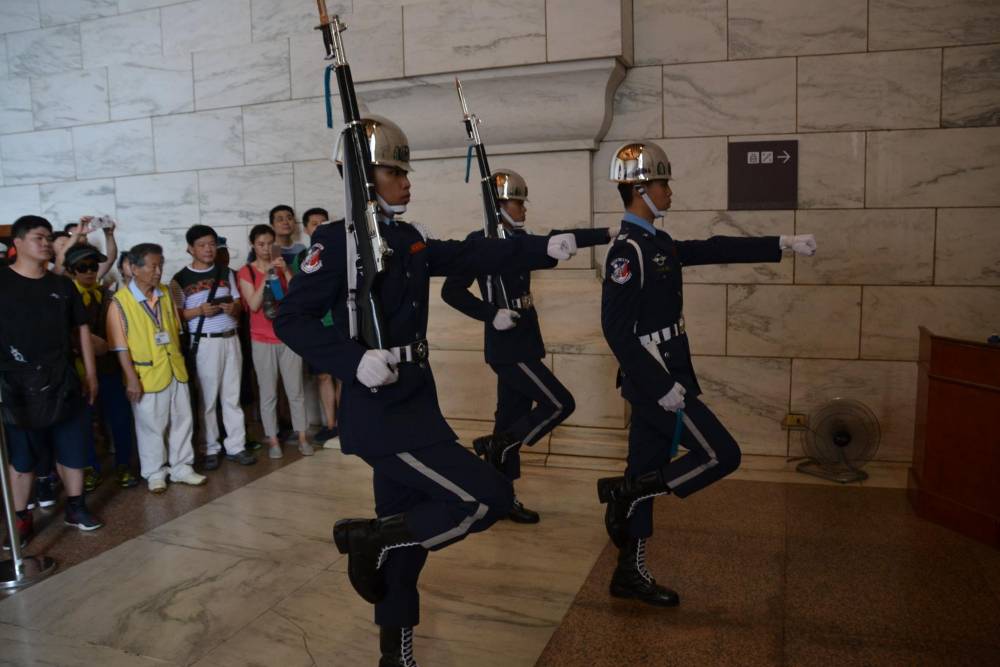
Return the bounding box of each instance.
[91,215,116,230]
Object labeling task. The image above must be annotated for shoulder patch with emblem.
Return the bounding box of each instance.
[301,243,324,274]
[609,257,632,285]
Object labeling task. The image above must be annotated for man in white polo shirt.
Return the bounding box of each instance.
[170,225,256,470]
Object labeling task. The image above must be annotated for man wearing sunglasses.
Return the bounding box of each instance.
[65,245,140,490]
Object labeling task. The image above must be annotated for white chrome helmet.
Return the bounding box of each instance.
[336,114,414,172]
[493,169,528,201]
[609,142,671,184]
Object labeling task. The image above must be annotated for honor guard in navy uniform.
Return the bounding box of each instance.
[441,169,611,523]
[596,142,816,607]
[275,117,581,666]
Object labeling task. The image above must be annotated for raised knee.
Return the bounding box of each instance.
[715,441,741,476]
[561,394,576,419]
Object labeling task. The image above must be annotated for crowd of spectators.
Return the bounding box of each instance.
[1,206,340,550]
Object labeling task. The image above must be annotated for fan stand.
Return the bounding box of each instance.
[798,434,869,483]
[795,459,869,484]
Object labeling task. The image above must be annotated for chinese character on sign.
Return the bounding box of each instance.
[761,151,774,164]
[747,151,760,164]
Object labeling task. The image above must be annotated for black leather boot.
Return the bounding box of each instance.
[472,432,517,471]
[609,537,680,607]
[333,514,418,604]
[508,497,540,524]
[379,626,419,667]
[604,499,628,548]
[597,470,669,504]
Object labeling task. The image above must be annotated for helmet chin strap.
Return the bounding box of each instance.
[500,207,524,229]
[636,185,665,219]
[377,193,406,218]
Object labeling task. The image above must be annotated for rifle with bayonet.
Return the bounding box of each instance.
[455,78,512,311]
[315,0,390,349]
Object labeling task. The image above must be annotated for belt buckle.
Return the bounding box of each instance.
[414,340,428,361]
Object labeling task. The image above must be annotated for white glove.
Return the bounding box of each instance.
[658,383,686,412]
[356,349,400,388]
[547,233,578,261]
[492,309,520,331]
[779,234,817,256]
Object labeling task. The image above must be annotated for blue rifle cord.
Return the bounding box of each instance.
[669,409,685,459]
[464,145,474,183]
[324,66,334,129]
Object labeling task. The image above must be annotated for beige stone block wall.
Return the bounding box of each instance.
[935,209,1000,285]
[402,0,547,75]
[694,356,791,456]
[866,127,1000,207]
[552,353,625,429]
[860,287,1000,360]
[798,50,941,131]
[794,210,936,285]
[728,285,862,359]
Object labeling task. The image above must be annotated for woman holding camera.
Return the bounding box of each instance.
[237,225,312,460]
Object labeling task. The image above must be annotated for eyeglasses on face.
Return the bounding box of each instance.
[72,262,100,272]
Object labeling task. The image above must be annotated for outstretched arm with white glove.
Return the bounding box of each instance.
[658,383,686,413]
[356,349,400,388]
[492,308,520,331]
[779,234,817,256]
[546,233,578,261]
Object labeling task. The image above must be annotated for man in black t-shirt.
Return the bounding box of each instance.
[0,216,104,551]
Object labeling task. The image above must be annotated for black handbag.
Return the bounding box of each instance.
[0,359,81,430]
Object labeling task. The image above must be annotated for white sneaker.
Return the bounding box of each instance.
[171,470,207,486]
[298,442,315,456]
[268,444,284,459]
[148,477,167,494]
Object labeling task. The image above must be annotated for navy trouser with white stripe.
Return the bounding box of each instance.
[491,359,576,480]
[364,440,514,627]
[626,395,741,538]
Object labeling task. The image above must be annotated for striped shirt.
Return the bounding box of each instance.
[170,265,240,334]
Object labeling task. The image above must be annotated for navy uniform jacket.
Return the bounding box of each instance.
[441,227,611,365]
[602,220,782,406]
[274,218,555,458]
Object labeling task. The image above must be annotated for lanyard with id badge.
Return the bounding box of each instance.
[142,299,171,346]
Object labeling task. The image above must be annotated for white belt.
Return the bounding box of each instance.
[510,293,533,309]
[388,339,429,363]
[637,318,686,345]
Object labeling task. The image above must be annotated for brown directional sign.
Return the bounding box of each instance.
[728,140,798,210]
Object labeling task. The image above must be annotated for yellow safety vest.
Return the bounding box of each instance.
[113,284,188,392]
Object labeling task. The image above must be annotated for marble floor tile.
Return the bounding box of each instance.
[198,466,607,667]
[142,483,349,571]
[0,538,319,665]
[0,621,177,666]
[248,449,376,501]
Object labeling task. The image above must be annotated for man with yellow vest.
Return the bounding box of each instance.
[106,243,206,494]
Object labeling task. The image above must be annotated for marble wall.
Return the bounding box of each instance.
[1,0,998,468]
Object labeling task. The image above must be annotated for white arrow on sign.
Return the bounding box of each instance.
[778,150,791,164]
